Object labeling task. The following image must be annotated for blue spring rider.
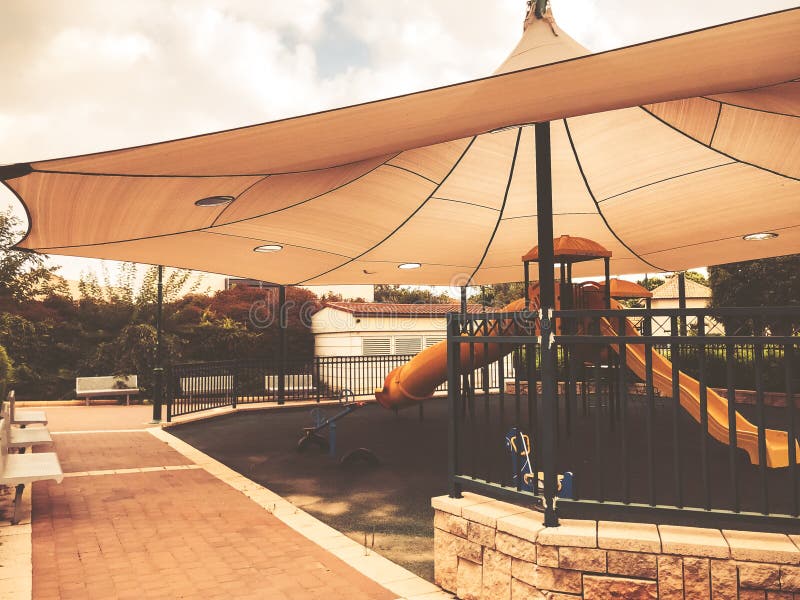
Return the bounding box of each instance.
[505,427,574,499]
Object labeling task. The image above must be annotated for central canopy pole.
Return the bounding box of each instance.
[535,121,559,527]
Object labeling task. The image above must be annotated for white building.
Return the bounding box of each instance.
[650,276,714,335]
[311,302,483,357]
[311,302,487,395]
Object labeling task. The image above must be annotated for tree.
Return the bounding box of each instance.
[708,255,800,335]
[0,209,61,301]
[636,276,665,291]
[683,270,708,287]
[468,283,526,308]
[373,285,454,304]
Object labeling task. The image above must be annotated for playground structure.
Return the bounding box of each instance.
[376,236,799,469]
[376,236,800,527]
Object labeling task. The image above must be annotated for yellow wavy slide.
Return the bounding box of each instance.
[600,306,799,468]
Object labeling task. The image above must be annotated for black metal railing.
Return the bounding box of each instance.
[166,352,516,420]
[447,306,800,531]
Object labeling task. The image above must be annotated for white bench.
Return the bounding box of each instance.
[1,414,63,524]
[76,375,139,406]
[2,404,52,451]
[265,374,316,397]
[179,375,234,400]
[6,391,47,427]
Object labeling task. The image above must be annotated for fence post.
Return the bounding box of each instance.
[315,357,322,403]
[447,314,462,498]
[231,362,238,409]
[278,285,287,405]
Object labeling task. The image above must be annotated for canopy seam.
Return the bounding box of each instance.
[468,128,523,284]
[640,106,799,182]
[562,118,666,272]
[598,161,736,203]
[641,223,800,256]
[293,136,480,285]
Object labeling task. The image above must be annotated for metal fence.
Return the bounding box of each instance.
[166,353,516,420]
[447,306,800,531]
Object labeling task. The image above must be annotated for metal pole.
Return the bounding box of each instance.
[278,285,287,405]
[151,265,164,423]
[535,121,559,527]
[278,285,289,404]
[524,261,531,312]
[460,285,469,402]
[604,257,611,309]
[678,272,687,336]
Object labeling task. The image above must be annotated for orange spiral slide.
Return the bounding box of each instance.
[374,286,799,468]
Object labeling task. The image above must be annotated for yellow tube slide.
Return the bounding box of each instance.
[599,305,800,468]
[374,287,539,409]
[374,285,799,468]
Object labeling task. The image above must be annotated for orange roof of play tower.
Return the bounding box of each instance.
[2,6,798,285]
[522,235,612,263]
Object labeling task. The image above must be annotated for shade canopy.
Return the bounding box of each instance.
[2,7,798,285]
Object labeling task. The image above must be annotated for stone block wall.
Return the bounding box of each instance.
[433,492,800,599]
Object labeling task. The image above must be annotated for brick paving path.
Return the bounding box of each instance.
[48,432,192,472]
[29,425,396,600]
[34,406,154,432]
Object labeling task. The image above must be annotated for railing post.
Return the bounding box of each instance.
[447,314,462,498]
[278,285,287,405]
[315,357,322,402]
[678,272,687,336]
[535,120,559,527]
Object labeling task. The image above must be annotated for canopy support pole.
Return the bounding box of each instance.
[278,285,287,405]
[151,265,164,423]
[535,121,559,528]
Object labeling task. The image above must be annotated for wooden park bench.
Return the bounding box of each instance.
[1,413,62,524]
[6,391,47,428]
[76,375,139,406]
[265,374,316,398]
[178,375,234,401]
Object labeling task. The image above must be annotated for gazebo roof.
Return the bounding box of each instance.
[2,7,798,285]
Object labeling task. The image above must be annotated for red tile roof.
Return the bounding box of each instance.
[323,302,485,317]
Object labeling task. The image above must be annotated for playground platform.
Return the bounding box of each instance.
[0,405,450,600]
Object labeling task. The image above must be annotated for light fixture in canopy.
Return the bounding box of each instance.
[2,6,798,285]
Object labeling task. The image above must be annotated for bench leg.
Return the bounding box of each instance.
[126,394,130,406]
[12,484,24,525]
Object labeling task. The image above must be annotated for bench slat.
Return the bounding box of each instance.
[9,427,53,448]
[2,452,64,486]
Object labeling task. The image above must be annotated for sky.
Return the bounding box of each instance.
[0,0,796,289]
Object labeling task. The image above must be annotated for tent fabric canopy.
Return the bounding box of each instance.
[3,8,799,286]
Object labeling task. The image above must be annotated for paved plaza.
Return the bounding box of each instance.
[0,406,450,600]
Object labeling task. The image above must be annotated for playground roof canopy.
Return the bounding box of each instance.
[2,7,798,285]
